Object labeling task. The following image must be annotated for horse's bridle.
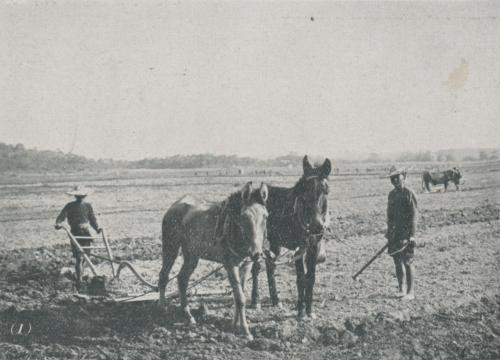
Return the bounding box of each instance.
[293,197,326,248]
[225,206,268,261]
[286,175,329,248]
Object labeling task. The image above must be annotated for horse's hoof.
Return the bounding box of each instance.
[297,311,306,321]
[245,333,254,341]
[251,303,261,311]
[273,301,283,309]
[307,312,317,320]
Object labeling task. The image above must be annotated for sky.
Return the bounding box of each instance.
[1,1,499,160]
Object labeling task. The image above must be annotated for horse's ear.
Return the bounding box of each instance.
[303,155,313,175]
[320,158,332,177]
[241,181,253,202]
[259,182,269,202]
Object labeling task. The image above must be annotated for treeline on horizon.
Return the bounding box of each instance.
[0,142,498,171]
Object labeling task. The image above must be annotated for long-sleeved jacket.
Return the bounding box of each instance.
[56,200,100,233]
[386,186,418,242]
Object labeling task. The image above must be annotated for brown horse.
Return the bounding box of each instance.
[158,182,268,340]
[249,155,331,319]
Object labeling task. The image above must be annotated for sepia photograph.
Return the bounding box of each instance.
[0,1,499,359]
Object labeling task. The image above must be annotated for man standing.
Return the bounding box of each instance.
[386,167,418,301]
[55,185,102,289]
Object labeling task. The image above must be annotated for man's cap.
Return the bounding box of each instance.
[66,185,92,197]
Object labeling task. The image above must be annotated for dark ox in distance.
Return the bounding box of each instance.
[422,167,462,192]
[248,155,331,320]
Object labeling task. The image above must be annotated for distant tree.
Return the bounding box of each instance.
[396,152,412,162]
[479,151,489,160]
[0,142,114,171]
[437,153,446,162]
[363,152,381,163]
[445,153,456,162]
[462,156,477,162]
[414,151,433,162]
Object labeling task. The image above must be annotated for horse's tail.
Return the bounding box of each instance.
[161,207,184,256]
[159,206,186,300]
[421,172,427,192]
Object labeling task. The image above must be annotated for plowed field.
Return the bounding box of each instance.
[0,164,498,359]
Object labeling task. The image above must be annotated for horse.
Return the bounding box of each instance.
[248,155,331,319]
[422,167,462,192]
[158,182,269,340]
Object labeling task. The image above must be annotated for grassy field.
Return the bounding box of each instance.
[0,161,498,359]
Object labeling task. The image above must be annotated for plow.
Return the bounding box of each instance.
[57,225,159,301]
[56,226,297,303]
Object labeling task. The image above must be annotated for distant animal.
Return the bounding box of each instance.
[158,182,269,340]
[249,155,331,320]
[422,168,462,192]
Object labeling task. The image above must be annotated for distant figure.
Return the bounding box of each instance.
[385,167,418,301]
[55,185,102,289]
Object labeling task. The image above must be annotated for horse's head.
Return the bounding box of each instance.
[239,181,269,261]
[452,167,462,184]
[293,156,331,238]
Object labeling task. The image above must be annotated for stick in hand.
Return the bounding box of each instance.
[352,243,389,281]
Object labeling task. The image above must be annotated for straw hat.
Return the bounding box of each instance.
[387,165,407,178]
[66,185,92,197]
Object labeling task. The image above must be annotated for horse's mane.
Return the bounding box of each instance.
[221,191,244,218]
[266,174,329,228]
[215,188,266,247]
[224,187,267,212]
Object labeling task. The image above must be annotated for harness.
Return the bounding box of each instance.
[213,200,266,261]
[276,175,328,250]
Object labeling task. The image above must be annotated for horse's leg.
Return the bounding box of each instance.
[266,245,282,308]
[158,241,181,307]
[250,260,261,309]
[239,260,253,305]
[305,244,319,319]
[177,253,199,325]
[228,266,241,331]
[444,181,448,192]
[226,265,253,340]
[295,258,306,319]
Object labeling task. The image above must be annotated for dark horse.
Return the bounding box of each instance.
[422,167,462,192]
[248,156,331,319]
[158,182,269,340]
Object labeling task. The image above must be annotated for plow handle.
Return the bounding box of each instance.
[352,243,388,280]
[57,225,98,276]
